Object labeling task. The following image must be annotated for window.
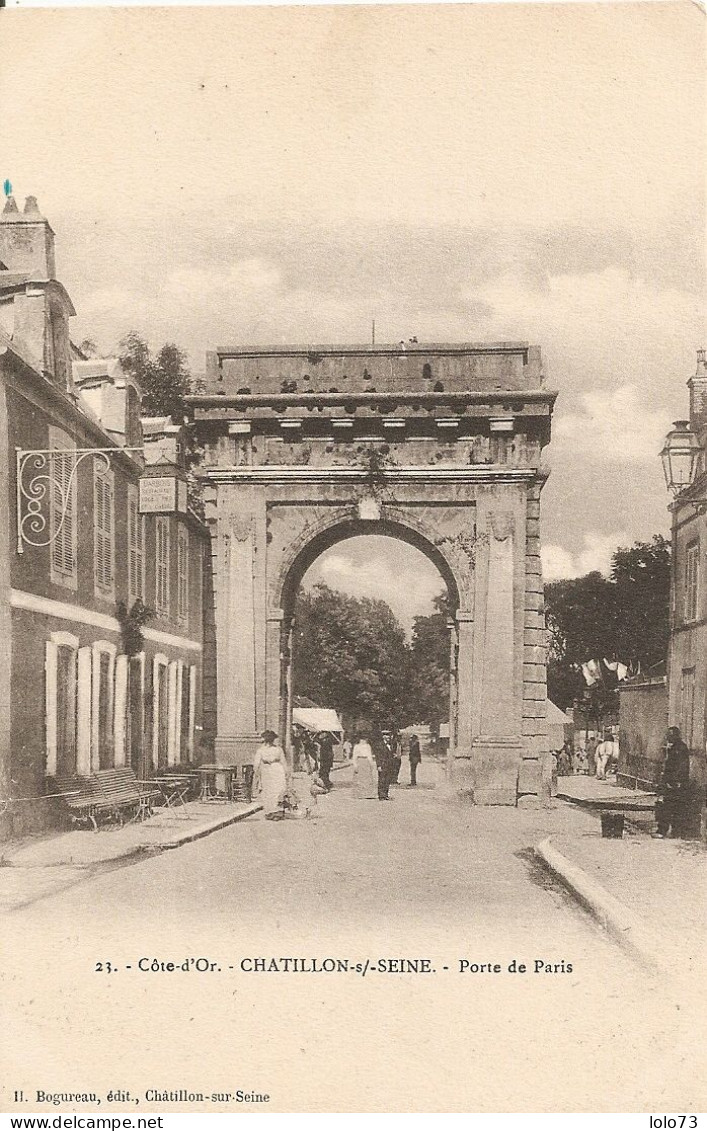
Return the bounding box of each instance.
[152,655,170,770]
[126,655,145,776]
[97,652,113,768]
[94,463,115,596]
[177,526,189,624]
[45,632,79,778]
[127,485,145,603]
[56,646,78,776]
[155,517,170,615]
[684,541,700,622]
[49,427,77,590]
[681,667,696,747]
[180,665,191,759]
[90,641,116,770]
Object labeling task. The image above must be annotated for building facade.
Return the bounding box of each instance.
[190,341,555,806]
[0,196,209,838]
[661,350,707,818]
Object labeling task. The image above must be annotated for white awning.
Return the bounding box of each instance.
[292,708,343,736]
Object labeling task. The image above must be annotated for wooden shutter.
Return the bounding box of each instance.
[94,466,114,593]
[128,488,144,602]
[177,527,189,622]
[45,641,58,777]
[156,517,170,613]
[49,433,77,585]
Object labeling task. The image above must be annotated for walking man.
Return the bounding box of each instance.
[408,733,421,786]
[655,726,690,838]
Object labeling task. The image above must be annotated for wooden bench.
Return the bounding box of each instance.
[54,769,159,830]
[54,776,104,830]
[92,768,160,826]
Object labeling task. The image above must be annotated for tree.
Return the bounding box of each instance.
[293,583,412,730]
[118,332,193,423]
[610,534,670,670]
[545,534,670,712]
[118,332,204,514]
[408,592,452,731]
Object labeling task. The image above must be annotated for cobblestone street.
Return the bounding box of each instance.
[3,762,705,1112]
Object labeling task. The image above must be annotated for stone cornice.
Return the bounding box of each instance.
[188,388,557,411]
[198,465,540,484]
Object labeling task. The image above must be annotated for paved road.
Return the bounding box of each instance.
[2,762,701,1112]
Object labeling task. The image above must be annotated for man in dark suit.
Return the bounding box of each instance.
[374,730,394,801]
[317,731,336,791]
[408,734,422,786]
[655,726,690,838]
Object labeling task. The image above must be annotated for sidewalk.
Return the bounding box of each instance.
[0,798,261,912]
[536,797,707,975]
[556,773,655,811]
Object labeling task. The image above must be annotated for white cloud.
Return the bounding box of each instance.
[553,385,669,464]
[468,266,702,408]
[542,532,631,581]
[79,287,136,316]
[165,258,282,299]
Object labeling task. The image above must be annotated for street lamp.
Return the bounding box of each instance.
[660,420,702,496]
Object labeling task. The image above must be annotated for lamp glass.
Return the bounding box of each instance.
[661,422,701,492]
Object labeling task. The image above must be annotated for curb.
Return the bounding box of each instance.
[534,837,671,975]
[555,791,655,812]
[150,803,263,850]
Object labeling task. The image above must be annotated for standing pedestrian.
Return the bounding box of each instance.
[317,731,335,791]
[585,736,598,777]
[389,732,402,785]
[408,733,422,786]
[655,726,690,838]
[373,730,394,801]
[253,729,289,821]
[595,730,617,780]
[352,732,378,799]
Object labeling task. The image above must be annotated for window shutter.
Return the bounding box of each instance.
[49,435,77,584]
[114,654,128,767]
[94,467,115,593]
[76,647,92,776]
[45,641,58,777]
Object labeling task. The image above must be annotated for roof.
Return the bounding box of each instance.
[215,341,532,357]
[292,708,343,735]
[141,415,179,436]
[73,358,126,387]
[546,700,570,726]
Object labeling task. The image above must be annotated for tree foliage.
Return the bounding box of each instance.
[545,534,670,711]
[292,583,454,733]
[119,332,194,423]
[408,592,452,731]
[293,583,413,730]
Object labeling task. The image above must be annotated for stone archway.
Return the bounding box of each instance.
[275,513,463,769]
[189,340,555,806]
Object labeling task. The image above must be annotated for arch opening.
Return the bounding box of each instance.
[277,521,460,778]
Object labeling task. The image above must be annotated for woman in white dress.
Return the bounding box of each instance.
[253,730,288,820]
[352,733,378,799]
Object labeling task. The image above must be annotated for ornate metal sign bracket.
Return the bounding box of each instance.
[15,446,143,555]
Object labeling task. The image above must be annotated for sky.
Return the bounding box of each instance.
[2,3,704,626]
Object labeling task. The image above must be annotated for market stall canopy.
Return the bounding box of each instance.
[547,700,572,751]
[292,708,343,736]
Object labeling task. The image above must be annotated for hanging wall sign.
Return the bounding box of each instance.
[139,476,187,514]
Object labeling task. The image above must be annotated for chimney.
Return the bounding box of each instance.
[688,348,707,435]
[0,194,56,279]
